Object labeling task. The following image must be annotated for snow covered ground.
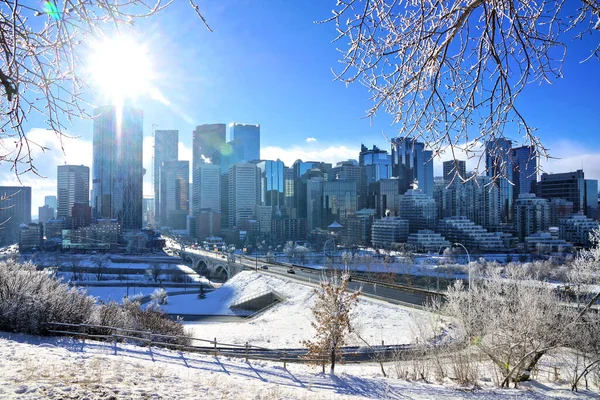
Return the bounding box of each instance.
[181,271,435,348]
[1,332,595,399]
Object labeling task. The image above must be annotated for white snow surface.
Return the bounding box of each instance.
[183,271,432,348]
[1,333,594,399]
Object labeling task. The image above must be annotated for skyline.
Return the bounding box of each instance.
[0,0,599,215]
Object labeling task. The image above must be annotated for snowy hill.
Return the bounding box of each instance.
[0,332,592,399]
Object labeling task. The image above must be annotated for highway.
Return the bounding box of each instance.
[178,246,441,309]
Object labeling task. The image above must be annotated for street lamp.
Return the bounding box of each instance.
[453,242,471,289]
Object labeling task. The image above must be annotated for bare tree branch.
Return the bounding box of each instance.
[326,0,599,181]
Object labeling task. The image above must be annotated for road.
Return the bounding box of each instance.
[233,256,438,309]
[176,246,440,308]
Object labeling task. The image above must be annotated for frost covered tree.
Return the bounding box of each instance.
[443,266,589,387]
[151,288,168,306]
[303,270,360,374]
[147,263,163,283]
[283,241,297,262]
[327,0,600,179]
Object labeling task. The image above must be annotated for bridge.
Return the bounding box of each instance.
[179,249,246,280]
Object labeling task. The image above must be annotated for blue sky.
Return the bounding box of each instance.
[1,1,599,215]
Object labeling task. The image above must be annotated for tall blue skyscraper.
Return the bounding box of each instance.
[512,145,537,200]
[360,144,392,209]
[154,130,178,225]
[486,138,513,223]
[226,123,260,167]
[257,159,285,209]
[390,138,434,196]
[92,105,144,229]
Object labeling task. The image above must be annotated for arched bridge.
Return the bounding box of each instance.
[179,250,245,281]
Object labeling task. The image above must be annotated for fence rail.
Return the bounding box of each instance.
[42,321,425,366]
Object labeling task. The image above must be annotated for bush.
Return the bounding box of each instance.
[0,260,188,345]
[0,260,95,334]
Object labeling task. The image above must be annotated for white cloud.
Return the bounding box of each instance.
[0,128,92,216]
[540,140,600,181]
[306,137,317,143]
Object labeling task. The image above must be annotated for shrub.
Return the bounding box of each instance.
[0,260,95,334]
[0,260,188,345]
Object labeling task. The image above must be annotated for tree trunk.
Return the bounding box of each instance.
[514,350,546,383]
[330,347,336,374]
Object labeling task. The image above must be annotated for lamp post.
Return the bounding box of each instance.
[453,242,471,289]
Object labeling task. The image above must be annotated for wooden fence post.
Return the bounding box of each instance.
[283,351,287,369]
[214,337,217,356]
[245,342,249,362]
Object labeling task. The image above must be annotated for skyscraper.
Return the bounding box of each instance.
[256,159,285,209]
[443,160,466,183]
[391,138,434,196]
[512,146,537,200]
[0,186,31,246]
[192,124,226,172]
[154,130,178,225]
[92,105,143,229]
[228,162,259,228]
[226,123,260,168]
[159,160,189,230]
[486,138,513,223]
[57,165,90,228]
[44,195,57,211]
[359,144,392,209]
[539,170,585,214]
[193,164,221,214]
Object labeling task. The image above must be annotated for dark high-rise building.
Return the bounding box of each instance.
[0,186,31,246]
[512,146,537,200]
[585,179,599,220]
[539,170,586,214]
[38,205,54,224]
[92,105,144,230]
[443,160,466,183]
[322,180,358,228]
[359,144,391,209]
[291,160,332,219]
[391,138,434,196]
[71,202,92,229]
[257,159,285,209]
[160,160,189,230]
[57,165,90,228]
[486,138,513,223]
[154,130,178,225]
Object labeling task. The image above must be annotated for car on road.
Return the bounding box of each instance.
[261,265,269,270]
[287,268,295,274]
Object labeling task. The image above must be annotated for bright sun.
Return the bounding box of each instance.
[87,35,154,102]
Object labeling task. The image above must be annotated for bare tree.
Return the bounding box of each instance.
[444,266,581,387]
[326,0,600,179]
[93,255,108,281]
[70,259,83,281]
[147,262,163,283]
[303,270,360,374]
[0,1,209,177]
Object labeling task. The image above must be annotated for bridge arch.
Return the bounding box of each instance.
[213,264,229,281]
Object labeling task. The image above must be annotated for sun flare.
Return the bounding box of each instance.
[87,35,154,102]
